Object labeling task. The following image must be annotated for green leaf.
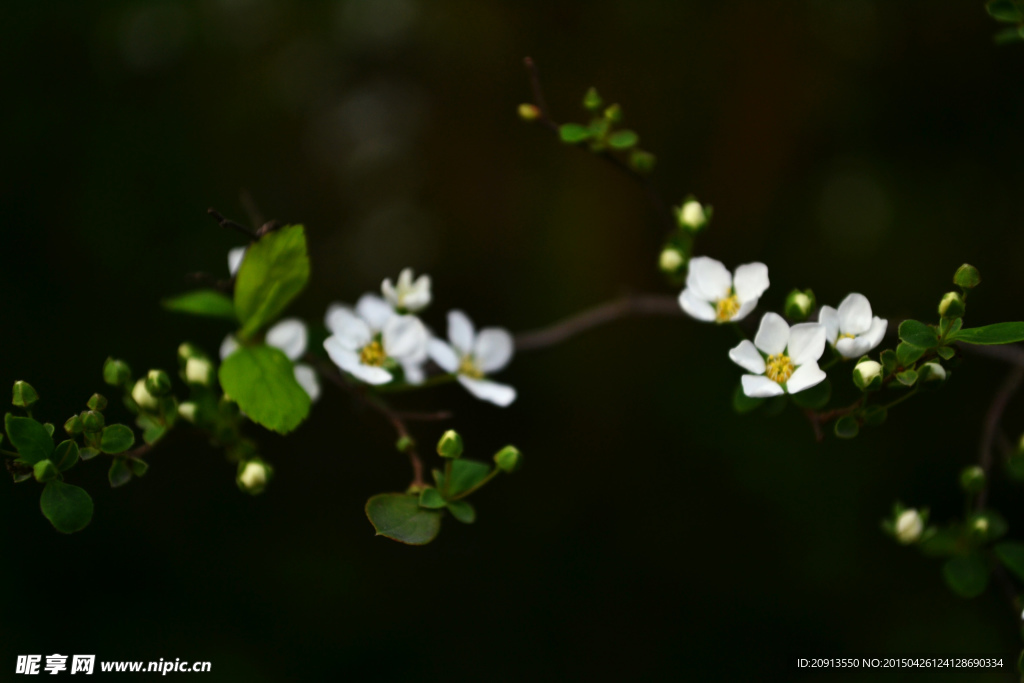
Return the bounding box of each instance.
[79,447,100,461]
[994,541,1024,582]
[896,343,925,367]
[435,459,492,498]
[447,500,476,524]
[950,322,1024,345]
[365,493,442,545]
[861,405,887,427]
[607,130,639,149]
[40,481,94,533]
[880,349,898,375]
[558,123,593,144]
[4,413,53,465]
[936,346,956,360]
[994,25,1024,44]
[54,440,79,472]
[129,459,149,477]
[233,225,310,339]
[219,344,310,434]
[898,320,938,349]
[418,487,447,510]
[162,289,237,321]
[988,0,1024,22]
[896,369,919,387]
[732,384,764,414]
[790,379,831,410]
[108,459,132,488]
[942,554,989,598]
[100,424,135,454]
[834,416,859,439]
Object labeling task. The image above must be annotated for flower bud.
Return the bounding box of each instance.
[677,199,709,233]
[784,289,816,322]
[87,393,107,412]
[604,103,622,123]
[185,358,214,386]
[12,381,39,408]
[494,445,522,473]
[178,401,198,424]
[81,410,105,433]
[953,263,981,290]
[177,342,201,366]
[583,87,602,111]
[938,291,965,318]
[918,362,947,383]
[33,459,58,483]
[895,509,923,544]
[853,360,883,391]
[145,369,172,397]
[64,415,83,436]
[436,430,464,459]
[658,247,686,276]
[132,379,159,412]
[103,358,132,387]
[629,150,656,174]
[960,465,985,494]
[237,460,271,494]
[517,103,540,122]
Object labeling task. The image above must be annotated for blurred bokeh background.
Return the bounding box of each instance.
[2,1,1024,680]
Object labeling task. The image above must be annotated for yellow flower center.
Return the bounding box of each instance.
[359,340,387,366]
[715,294,741,322]
[459,355,484,379]
[838,332,856,341]
[765,353,795,385]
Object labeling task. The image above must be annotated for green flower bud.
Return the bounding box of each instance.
[131,378,159,412]
[517,103,541,122]
[784,289,816,322]
[437,430,464,459]
[64,415,83,436]
[81,410,105,433]
[395,435,415,453]
[960,465,985,494]
[628,150,656,174]
[853,359,883,391]
[971,516,989,539]
[237,459,271,495]
[604,103,622,123]
[953,263,981,290]
[145,369,172,397]
[184,358,214,386]
[103,358,132,387]
[494,445,522,473]
[177,342,201,366]
[895,508,923,544]
[87,393,108,412]
[938,291,965,318]
[658,247,686,276]
[12,381,39,408]
[918,362,947,383]
[676,198,709,233]
[583,87,602,111]
[33,459,58,483]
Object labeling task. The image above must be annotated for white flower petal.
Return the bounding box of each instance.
[357,293,394,332]
[729,340,766,375]
[381,278,399,307]
[742,374,785,398]
[402,361,426,385]
[838,293,873,336]
[733,262,770,303]
[265,318,308,361]
[326,307,371,350]
[679,288,717,321]
[754,312,790,356]
[786,362,827,394]
[787,323,826,366]
[383,315,428,361]
[347,362,394,385]
[428,339,460,373]
[458,376,517,407]
[836,335,874,359]
[819,306,840,345]
[731,298,759,322]
[686,256,732,302]
[293,363,320,402]
[474,328,514,373]
[220,334,240,361]
[861,317,888,352]
[228,246,247,277]
[402,275,431,312]
[324,337,361,375]
[398,267,414,290]
[447,310,475,354]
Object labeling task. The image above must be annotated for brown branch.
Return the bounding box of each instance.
[207,208,257,240]
[976,364,1024,511]
[515,293,681,351]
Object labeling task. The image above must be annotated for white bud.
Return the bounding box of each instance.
[659,247,684,273]
[919,362,947,382]
[854,360,882,388]
[185,357,213,386]
[178,401,198,423]
[895,509,923,544]
[679,200,706,229]
[973,517,989,535]
[238,461,268,493]
[131,378,159,411]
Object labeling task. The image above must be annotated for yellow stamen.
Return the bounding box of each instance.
[715,294,741,322]
[359,340,386,366]
[838,332,856,341]
[459,355,484,379]
[765,353,795,385]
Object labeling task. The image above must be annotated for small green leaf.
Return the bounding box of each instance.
[582,87,602,111]
[129,459,149,477]
[896,369,919,387]
[896,343,925,367]
[790,379,831,410]
[834,416,859,439]
[994,25,1024,44]
[950,322,1024,345]
[33,459,58,483]
[607,130,639,149]
[100,424,135,454]
[219,344,311,434]
[4,413,54,465]
[558,123,593,144]
[108,459,132,488]
[994,541,1024,582]
[942,554,989,598]
[920,527,961,557]
[418,487,447,509]
[436,459,492,498]
[365,493,442,545]
[54,440,79,472]
[447,499,476,524]
[40,480,94,533]
[80,447,100,461]
[861,405,887,426]
[162,289,237,321]
[880,349,898,375]
[898,320,938,349]
[987,0,1024,22]
[936,346,956,360]
[732,384,764,414]
[233,225,310,339]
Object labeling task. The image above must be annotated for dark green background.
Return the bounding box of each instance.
[2,1,1024,680]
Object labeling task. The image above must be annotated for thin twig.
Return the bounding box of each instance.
[207,208,257,240]
[976,365,1024,511]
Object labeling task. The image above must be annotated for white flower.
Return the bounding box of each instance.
[895,509,923,544]
[221,318,321,402]
[853,359,882,389]
[428,310,516,407]
[819,293,887,359]
[729,312,827,397]
[382,268,432,313]
[323,294,429,386]
[185,357,214,386]
[678,256,769,323]
[131,378,159,411]
[228,246,247,277]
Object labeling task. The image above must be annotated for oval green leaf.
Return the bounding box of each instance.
[942,554,989,598]
[162,289,237,321]
[994,541,1024,582]
[434,459,492,498]
[40,480,94,534]
[898,320,938,349]
[558,123,593,144]
[950,322,1024,345]
[234,225,310,339]
[4,413,54,465]
[608,129,639,149]
[447,499,476,525]
[365,493,442,545]
[54,439,79,472]
[100,424,135,454]
[218,344,311,434]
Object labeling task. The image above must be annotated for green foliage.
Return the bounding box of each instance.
[436,459,492,498]
[988,0,1024,23]
[40,480,93,534]
[5,413,53,465]
[233,225,310,339]
[895,369,919,387]
[948,322,1024,345]
[108,459,132,488]
[993,541,1024,582]
[834,416,859,439]
[898,320,938,349]
[162,289,237,321]
[942,553,989,598]
[365,493,442,545]
[103,358,132,387]
[607,130,639,149]
[100,424,135,454]
[880,349,898,375]
[447,500,476,524]
[732,384,764,414]
[418,487,447,509]
[790,379,830,410]
[558,123,593,144]
[218,344,311,434]
[896,343,925,367]
[12,381,39,408]
[53,440,79,472]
